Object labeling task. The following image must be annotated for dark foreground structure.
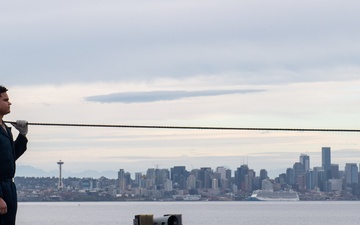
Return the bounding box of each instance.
[134,214,182,225]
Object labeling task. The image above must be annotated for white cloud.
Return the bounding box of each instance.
[1,0,360,85]
[4,79,360,176]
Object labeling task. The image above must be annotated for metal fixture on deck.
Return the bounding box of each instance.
[133,214,182,225]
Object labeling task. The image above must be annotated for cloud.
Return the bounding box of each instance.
[85,89,265,103]
[1,1,360,86]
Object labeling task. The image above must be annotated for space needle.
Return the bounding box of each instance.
[57,160,64,190]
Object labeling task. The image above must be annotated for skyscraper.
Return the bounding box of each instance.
[322,147,331,180]
[300,154,310,172]
[260,169,268,181]
[171,166,188,189]
[345,163,359,185]
[236,164,249,191]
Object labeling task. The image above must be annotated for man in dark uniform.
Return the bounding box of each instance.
[0,85,28,225]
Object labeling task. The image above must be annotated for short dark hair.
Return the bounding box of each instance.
[0,85,8,94]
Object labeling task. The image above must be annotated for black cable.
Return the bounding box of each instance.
[4,121,360,132]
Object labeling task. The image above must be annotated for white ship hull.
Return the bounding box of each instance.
[173,194,201,201]
[249,190,300,201]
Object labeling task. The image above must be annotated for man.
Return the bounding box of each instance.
[0,85,28,225]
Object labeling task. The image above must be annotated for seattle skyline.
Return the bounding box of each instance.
[15,146,360,180]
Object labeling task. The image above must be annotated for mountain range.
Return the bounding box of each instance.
[16,165,118,179]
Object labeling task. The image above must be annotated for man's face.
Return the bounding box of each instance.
[0,92,11,116]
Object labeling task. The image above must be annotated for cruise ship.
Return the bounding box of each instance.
[173,194,202,201]
[249,190,300,201]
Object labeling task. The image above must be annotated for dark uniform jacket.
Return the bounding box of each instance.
[0,124,28,198]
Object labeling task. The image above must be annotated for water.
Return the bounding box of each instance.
[17,201,360,225]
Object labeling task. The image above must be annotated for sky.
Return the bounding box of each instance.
[1,0,360,179]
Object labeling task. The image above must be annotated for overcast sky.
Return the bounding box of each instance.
[1,0,360,178]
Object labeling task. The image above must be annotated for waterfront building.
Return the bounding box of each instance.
[81,178,97,190]
[329,179,342,191]
[262,178,273,191]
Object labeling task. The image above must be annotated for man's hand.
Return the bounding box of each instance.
[0,198,7,215]
[12,120,28,136]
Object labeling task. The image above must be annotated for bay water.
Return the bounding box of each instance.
[17,201,360,225]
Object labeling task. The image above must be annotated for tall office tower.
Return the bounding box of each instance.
[155,169,170,186]
[236,164,249,191]
[293,162,304,178]
[57,160,64,190]
[313,167,324,189]
[317,170,327,191]
[203,168,213,189]
[119,178,126,194]
[212,178,219,190]
[164,179,173,192]
[216,166,227,180]
[305,170,315,190]
[345,163,359,185]
[331,164,339,179]
[135,172,142,187]
[171,166,189,189]
[278,173,287,185]
[300,154,310,172]
[322,147,331,180]
[286,168,295,185]
[260,169,268,181]
[198,167,212,189]
[246,169,255,192]
[186,174,197,190]
[226,169,232,180]
[118,169,125,179]
[125,172,132,185]
[118,169,127,191]
[146,168,156,180]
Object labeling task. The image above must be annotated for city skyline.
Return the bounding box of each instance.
[15,146,360,180]
[15,145,360,203]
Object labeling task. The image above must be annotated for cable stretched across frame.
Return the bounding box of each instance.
[3,121,360,132]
